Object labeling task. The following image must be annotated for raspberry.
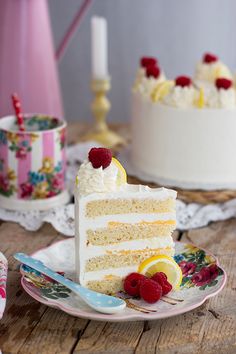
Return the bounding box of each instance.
[203,53,218,64]
[139,278,162,303]
[123,273,146,297]
[88,147,112,169]
[151,272,167,283]
[160,281,172,295]
[140,57,157,68]
[215,78,232,90]
[175,76,192,87]
[146,65,160,79]
[151,272,172,295]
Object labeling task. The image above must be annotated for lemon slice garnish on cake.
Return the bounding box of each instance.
[138,255,182,290]
[112,157,127,186]
[195,87,205,108]
[151,80,174,102]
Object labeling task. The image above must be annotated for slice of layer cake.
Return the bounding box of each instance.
[75,147,177,294]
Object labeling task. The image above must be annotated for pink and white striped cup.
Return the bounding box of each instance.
[0,114,69,210]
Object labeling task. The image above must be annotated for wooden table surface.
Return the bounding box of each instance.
[0,123,236,354]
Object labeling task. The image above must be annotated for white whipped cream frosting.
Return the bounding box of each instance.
[195,61,232,82]
[206,87,236,108]
[163,85,198,108]
[132,58,236,109]
[133,68,166,98]
[77,160,118,196]
[161,81,236,109]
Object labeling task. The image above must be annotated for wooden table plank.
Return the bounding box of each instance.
[0,223,64,353]
[18,308,89,354]
[0,270,48,353]
[0,223,61,271]
[73,320,144,354]
[135,306,209,354]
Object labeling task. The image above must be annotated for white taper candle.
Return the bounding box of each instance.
[91,16,108,79]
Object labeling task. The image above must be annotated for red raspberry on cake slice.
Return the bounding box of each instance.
[88,147,112,169]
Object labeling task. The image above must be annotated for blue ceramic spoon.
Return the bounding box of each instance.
[14,252,126,314]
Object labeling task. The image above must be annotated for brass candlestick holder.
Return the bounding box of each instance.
[82,77,126,148]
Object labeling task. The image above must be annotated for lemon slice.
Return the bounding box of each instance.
[138,255,182,290]
[195,87,205,108]
[151,80,174,102]
[112,157,127,186]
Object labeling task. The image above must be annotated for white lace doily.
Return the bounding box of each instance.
[1,141,236,236]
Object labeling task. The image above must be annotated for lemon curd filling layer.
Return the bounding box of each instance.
[108,220,176,227]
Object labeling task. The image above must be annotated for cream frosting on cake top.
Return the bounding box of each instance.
[195,53,232,82]
[76,147,177,200]
[133,57,166,97]
[76,147,128,196]
[77,160,119,196]
[134,72,166,98]
[163,83,198,108]
[133,53,236,109]
[207,86,236,108]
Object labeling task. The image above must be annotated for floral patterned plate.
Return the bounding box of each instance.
[20,239,226,322]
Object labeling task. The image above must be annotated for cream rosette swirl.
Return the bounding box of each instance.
[136,74,166,98]
[77,160,119,195]
[206,78,236,108]
[162,76,199,108]
[133,56,166,99]
[163,85,198,108]
[76,147,127,196]
[195,53,232,83]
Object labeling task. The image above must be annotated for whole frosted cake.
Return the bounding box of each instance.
[131,53,236,190]
[74,147,177,294]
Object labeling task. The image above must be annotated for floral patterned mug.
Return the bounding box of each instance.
[0,115,70,210]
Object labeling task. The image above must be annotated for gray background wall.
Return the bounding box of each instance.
[49,0,236,122]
